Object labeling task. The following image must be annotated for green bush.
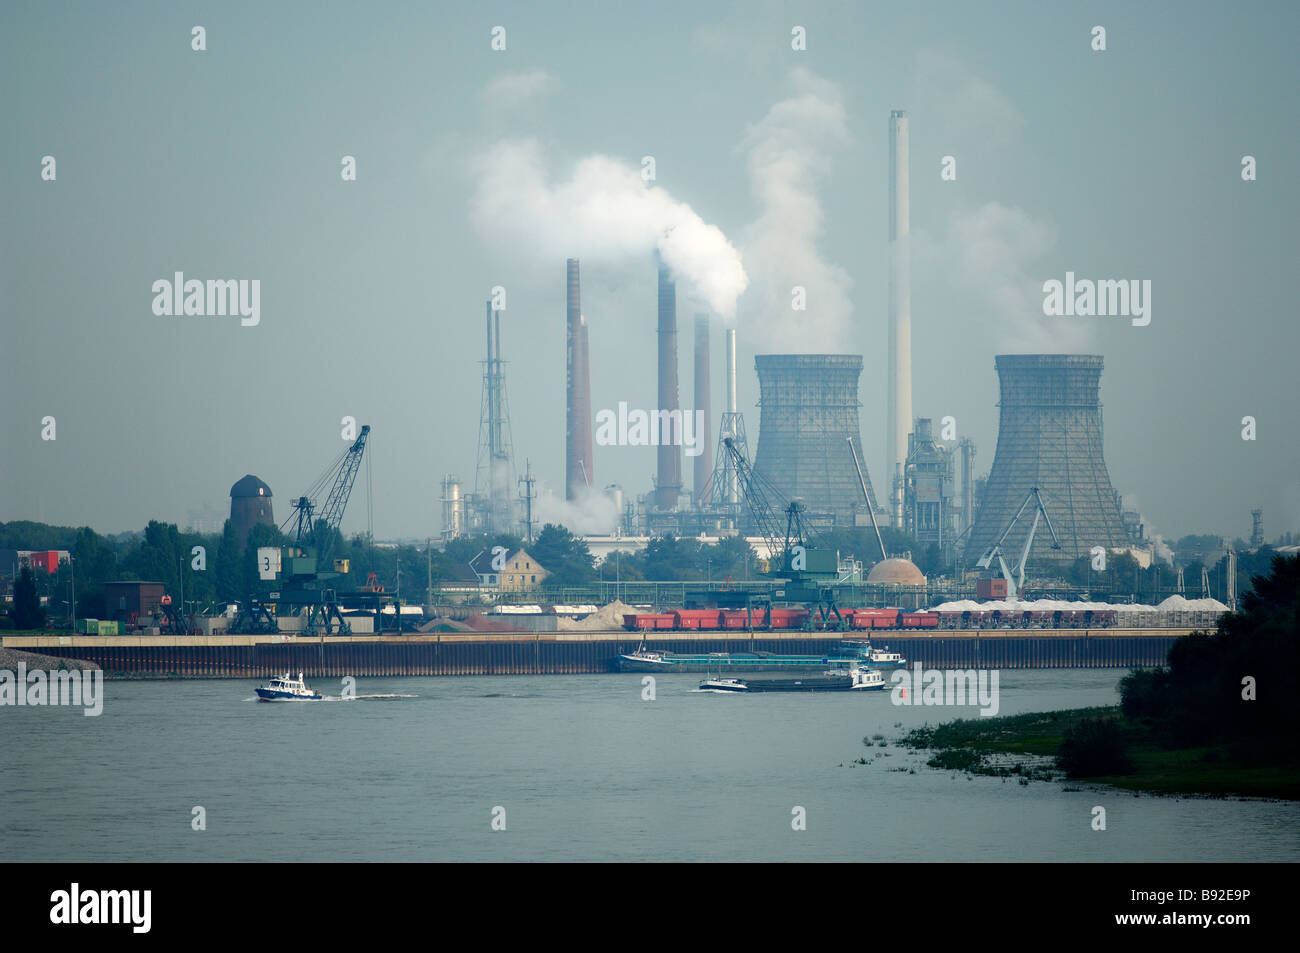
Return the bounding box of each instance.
[1058,717,1134,777]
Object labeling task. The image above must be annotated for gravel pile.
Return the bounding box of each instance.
[0,647,100,672]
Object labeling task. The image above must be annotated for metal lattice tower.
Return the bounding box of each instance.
[751,355,880,532]
[475,301,515,535]
[702,411,749,529]
[963,355,1129,569]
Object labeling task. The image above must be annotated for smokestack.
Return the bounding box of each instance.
[565,258,593,501]
[725,328,737,415]
[655,262,682,509]
[693,314,712,505]
[888,109,913,529]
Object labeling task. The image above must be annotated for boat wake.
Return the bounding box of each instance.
[325,692,418,701]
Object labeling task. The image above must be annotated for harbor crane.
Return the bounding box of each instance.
[720,436,847,629]
[233,425,372,635]
[721,436,806,567]
[846,437,888,564]
[286,424,371,565]
[975,486,1062,601]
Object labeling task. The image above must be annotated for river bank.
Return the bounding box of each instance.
[897,706,1300,800]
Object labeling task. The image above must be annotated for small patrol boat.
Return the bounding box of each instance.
[256,672,323,702]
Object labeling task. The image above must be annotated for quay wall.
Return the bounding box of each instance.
[1,629,1190,678]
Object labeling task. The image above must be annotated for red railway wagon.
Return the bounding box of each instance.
[848,608,900,630]
[623,613,675,631]
[767,607,811,630]
[900,612,939,629]
[672,609,722,630]
[719,609,753,629]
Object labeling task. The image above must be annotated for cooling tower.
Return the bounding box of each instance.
[751,355,880,528]
[565,258,593,500]
[655,264,682,509]
[964,355,1130,569]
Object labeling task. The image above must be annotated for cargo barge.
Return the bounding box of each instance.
[698,668,887,692]
[617,638,902,673]
[619,645,856,674]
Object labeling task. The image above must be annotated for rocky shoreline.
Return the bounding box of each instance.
[0,647,100,673]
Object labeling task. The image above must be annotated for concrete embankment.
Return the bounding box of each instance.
[1,629,1190,678]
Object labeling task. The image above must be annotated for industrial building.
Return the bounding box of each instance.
[963,355,1134,570]
[902,418,957,557]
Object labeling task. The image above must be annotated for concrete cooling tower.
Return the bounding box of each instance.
[751,354,880,530]
[964,354,1130,568]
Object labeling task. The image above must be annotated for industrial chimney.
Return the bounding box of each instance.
[887,109,913,529]
[751,354,880,530]
[964,355,1130,568]
[565,258,593,501]
[655,263,682,510]
[693,314,712,505]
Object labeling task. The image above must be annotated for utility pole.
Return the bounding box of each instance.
[426,538,433,609]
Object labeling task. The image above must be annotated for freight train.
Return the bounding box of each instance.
[622,605,1119,632]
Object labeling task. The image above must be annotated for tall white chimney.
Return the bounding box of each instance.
[724,327,737,416]
[887,109,913,529]
[725,327,738,504]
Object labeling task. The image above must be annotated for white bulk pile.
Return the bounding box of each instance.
[930,594,1229,626]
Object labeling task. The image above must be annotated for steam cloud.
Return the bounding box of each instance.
[738,69,853,352]
[470,140,748,318]
[532,483,620,536]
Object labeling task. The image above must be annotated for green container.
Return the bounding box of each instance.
[78,618,99,634]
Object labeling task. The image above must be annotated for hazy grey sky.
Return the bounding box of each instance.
[3,0,1297,544]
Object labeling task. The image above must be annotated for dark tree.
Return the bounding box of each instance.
[12,566,47,630]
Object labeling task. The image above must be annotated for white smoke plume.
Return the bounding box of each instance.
[917,202,1086,353]
[738,69,853,352]
[532,483,619,536]
[469,139,748,318]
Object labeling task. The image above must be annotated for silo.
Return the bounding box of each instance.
[751,354,880,529]
[229,475,274,550]
[963,354,1130,568]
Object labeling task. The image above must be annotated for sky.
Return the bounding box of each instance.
[2,0,1297,545]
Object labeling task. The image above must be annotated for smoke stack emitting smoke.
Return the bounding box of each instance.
[471,140,748,318]
[655,263,682,509]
